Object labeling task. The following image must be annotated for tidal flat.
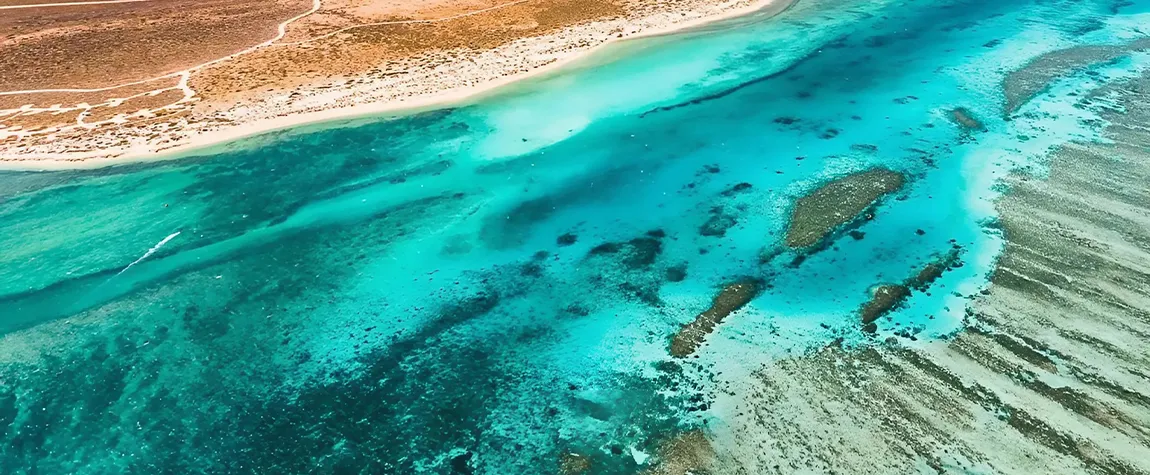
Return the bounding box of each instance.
[1,0,1150,473]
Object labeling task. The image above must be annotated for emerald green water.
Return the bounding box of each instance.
[1,0,1148,472]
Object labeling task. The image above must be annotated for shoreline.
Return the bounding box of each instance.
[0,0,789,171]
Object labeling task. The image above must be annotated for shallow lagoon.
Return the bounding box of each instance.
[1,0,1149,472]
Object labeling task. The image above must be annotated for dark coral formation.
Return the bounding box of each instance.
[950,107,986,132]
[587,234,665,268]
[859,285,912,333]
[859,248,964,333]
[784,168,906,249]
[625,238,663,269]
[670,280,762,358]
[699,208,738,237]
[557,233,578,246]
[908,248,963,291]
[583,232,674,306]
[701,182,754,238]
[721,182,754,196]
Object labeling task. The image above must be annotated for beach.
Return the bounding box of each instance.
[0,0,789,170]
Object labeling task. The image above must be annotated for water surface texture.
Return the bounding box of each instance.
[2,0,1150,473]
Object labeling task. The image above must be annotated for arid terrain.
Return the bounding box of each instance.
[0,0,770,166]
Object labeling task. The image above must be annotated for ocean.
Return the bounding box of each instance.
[0,0,1148,472]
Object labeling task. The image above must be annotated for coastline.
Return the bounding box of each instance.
[0,0,790,171]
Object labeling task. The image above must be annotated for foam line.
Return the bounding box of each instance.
[117,231,180,276]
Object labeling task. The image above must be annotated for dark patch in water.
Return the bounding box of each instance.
[521,262,545,277]
[181,305,230,342]
[479,164,654,249]
[699,208,738,237]
[451,451,475,474]
[619,281,662,306]
[622,238,663,269]
[721,182,754,196]
[590,242,622,255]
[586,236,664,270]
[950,107,987,132]
[557,233,578,246]
[637,38,843,118]
[563,304,590,318]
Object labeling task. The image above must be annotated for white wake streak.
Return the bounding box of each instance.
[117,231,180,276]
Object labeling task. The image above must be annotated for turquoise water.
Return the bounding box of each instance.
[1,0,1148,472]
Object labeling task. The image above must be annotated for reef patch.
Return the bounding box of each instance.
[587,236,664,269]
[558,451,592,474]
[670,280,762,357]
[640,430,715,475]
[950,107,987,132]
[860,248,964,333]
[1002,38,1150,115]
[784,168,906,249]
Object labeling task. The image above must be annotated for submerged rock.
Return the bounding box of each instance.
[619,281,662,306]
[785,168,906,249]
[670,280,762,358]
[589,242,622,254]
[581,232,672,307]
